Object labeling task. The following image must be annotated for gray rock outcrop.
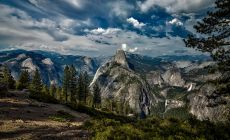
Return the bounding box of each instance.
[90,50,157,115]
[188,84,230,122]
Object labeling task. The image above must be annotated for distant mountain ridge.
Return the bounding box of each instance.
[0,49,210,85]
[0,49,99,85]
[1,49,229,122]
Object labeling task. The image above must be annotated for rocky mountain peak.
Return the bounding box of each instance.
[113,49,129,68]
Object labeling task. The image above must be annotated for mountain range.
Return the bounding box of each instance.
[0,49,229,122]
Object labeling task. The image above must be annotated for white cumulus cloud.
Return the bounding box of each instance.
[87,28,121,35]
[127,17,146,29]
[121,44,138,53]
[168,18,183,26]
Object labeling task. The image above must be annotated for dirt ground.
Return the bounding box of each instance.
[0,91,90,140]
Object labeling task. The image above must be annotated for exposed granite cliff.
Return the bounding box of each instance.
[90,50,157,116]
[188,83,230,122]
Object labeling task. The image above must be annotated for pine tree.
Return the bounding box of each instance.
[69,65,77,103]
[0,64,7,95]
[56,86,62,100]
[50,84,56,98]
[83,71,89,103]
[63,65,70,103]
[31,68,43,94]
[17,70,30,90]
[42,85,49,95]
[3,65,15,89]
[184,0,230,95]
[77,72,84,102]
[93,82,101,108]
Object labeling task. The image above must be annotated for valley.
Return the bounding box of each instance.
[0,49,229,122]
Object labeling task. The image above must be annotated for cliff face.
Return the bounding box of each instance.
[188,84,230,122]
[114,49,130,68]
[0,50,99,85]
[90,50,157,116]
[144,58,230,122]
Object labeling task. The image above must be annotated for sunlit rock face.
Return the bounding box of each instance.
[21,58,37,73]
[90,49,157,116]
[162,68,185,87]
[113,49,130,69]
[42,58,54,66]
[146,71,164,87]
[188,84,230,122]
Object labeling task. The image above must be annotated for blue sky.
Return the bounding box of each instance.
[0,0,215,56]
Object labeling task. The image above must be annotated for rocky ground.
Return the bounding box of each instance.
[0,91,90,140]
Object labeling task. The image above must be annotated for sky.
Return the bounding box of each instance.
[0,0,215,57]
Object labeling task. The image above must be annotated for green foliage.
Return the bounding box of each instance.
[49,110,75,122]
[49,84,57,97]
[83,116,230,140]
[56,86,62,101]
[93,82,101,108]
[163,107,192,120]
[41,85,49,94]
[166,87,188,100]
[77,72,85,102]
[86,94,94,107]
[2,65,16,89]
[63,65,70,103]
[29,91,58,104]
[17,70,30,90]
[83,71,90,102]
[69,65,77,102]
[0,65,7,96]
[67,103,135,123]
[30,68,43,93]
[184,0,230,95]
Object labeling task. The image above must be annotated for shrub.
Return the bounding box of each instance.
[29,92,58,104]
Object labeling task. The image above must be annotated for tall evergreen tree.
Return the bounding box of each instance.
[77,72,84,102]
[83,71,89,103]
[0,64,7,95]
[93,82,101,108]
[63,65,70,103]
[69,65,77,103]
[3,65,15,89]
[50,84,56,98]
[56,86,62,100]
[31,68,43,93]
[17,70,30,90]
[42,85,49,95]
[184,0,230,95]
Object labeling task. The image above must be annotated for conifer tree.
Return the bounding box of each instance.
[83,71,89,103]
[0,64,7,95]
[77,72,84,102]
[184,0,230,95]
[17,70,30,90]
[56,86,62,100]
[63,65,70,103]
[50,84,56,98]
[3,65,15,89]
[42,85,49,95]
[93,82,101,108]
[31,68,43,93]
[69,65,77,103]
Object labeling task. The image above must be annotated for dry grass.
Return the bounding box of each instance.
[0,91,90,140]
